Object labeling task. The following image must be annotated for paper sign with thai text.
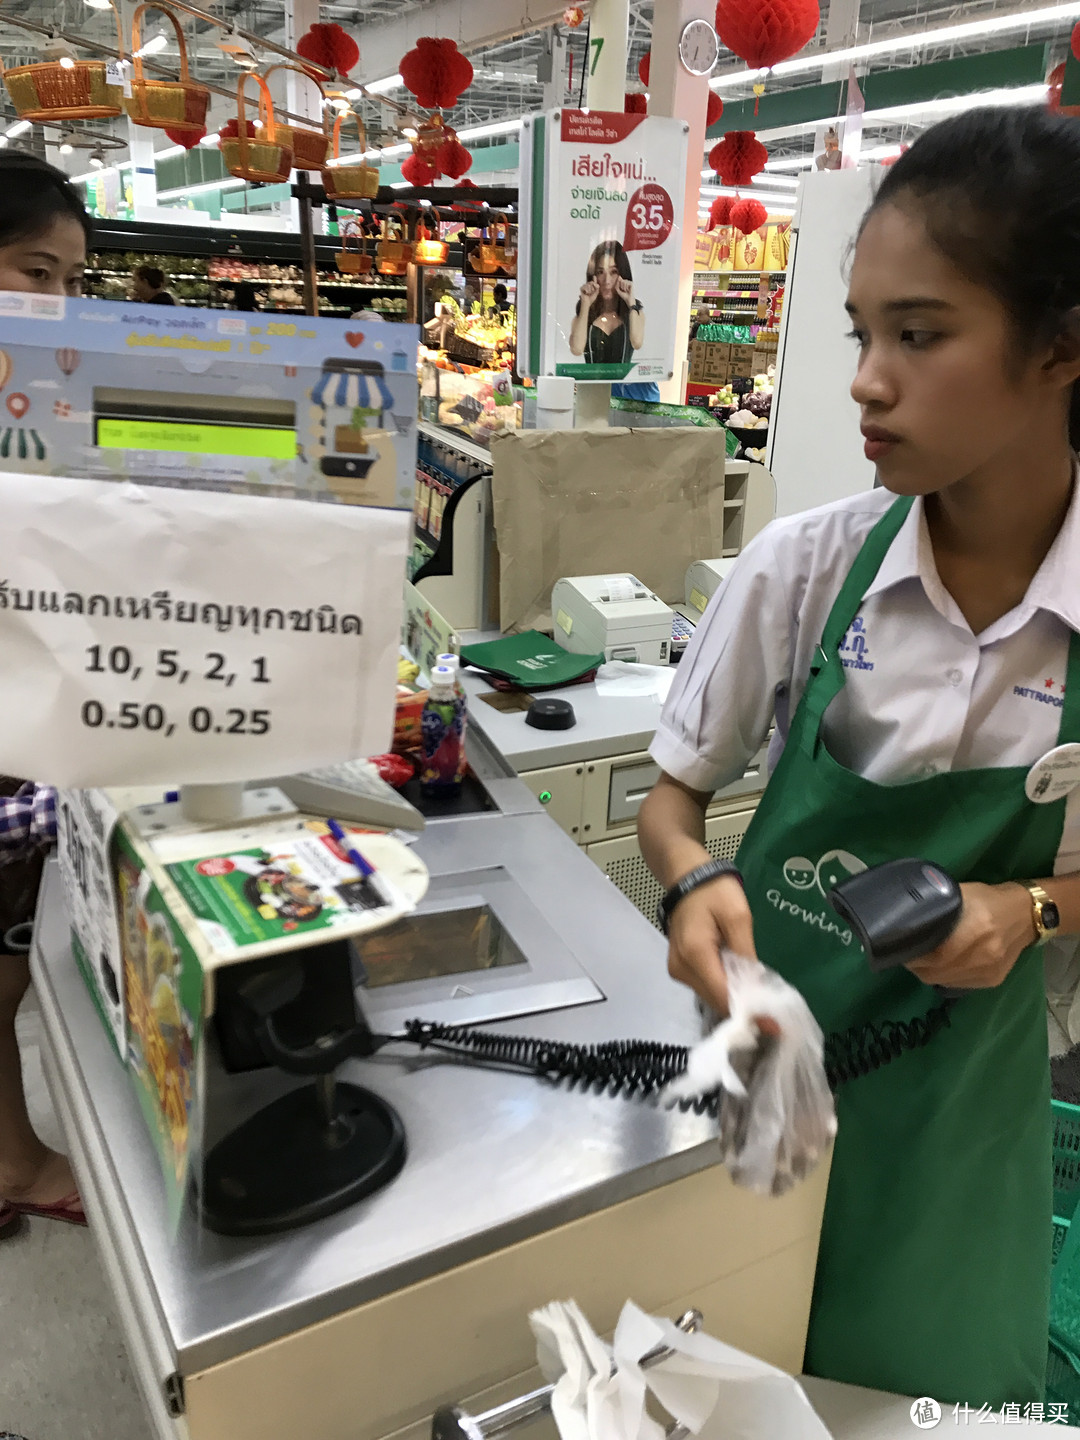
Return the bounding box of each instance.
[0,472,411,786]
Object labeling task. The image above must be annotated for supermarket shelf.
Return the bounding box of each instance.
[418,420,494,469]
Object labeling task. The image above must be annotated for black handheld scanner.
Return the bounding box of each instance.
[827,858,963,973]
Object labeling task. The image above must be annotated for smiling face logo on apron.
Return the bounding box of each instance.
[736,495,1080,1408]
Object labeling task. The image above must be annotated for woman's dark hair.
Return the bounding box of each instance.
[134,263,166,290]
[576,239,633,329]
[0,151,92,248]
[866,106,1080,446]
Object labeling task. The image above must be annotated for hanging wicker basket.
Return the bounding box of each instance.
[376,217,413,276]
[125,3,209,134]
[335,227,372,275]
[491,214,517,276]
[2,0,125,121]
[413,222,448,267]
[261,63,330,170]
[322,110,379,201]
[219,72,294,184]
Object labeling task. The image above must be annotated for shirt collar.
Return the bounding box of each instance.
[862,472,1080,635]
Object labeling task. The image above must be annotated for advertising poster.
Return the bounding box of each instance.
[0,291,418,510]
[518,109,689,383]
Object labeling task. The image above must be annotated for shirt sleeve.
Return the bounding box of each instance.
[650,526,795,793]
[0,783,57,866]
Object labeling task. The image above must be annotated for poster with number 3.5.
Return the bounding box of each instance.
[517,109,689,383]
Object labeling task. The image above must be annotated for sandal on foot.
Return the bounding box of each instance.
[9,1192,86,1227]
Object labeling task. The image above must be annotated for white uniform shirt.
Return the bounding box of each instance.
[650,485,1080,1037]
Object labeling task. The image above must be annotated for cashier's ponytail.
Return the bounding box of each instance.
[868,106,1080,450]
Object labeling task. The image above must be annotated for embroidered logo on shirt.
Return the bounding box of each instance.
[839,614,874,671]
[1013,676,1066,709]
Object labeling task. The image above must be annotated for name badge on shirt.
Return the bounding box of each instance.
[1025,743,1080,804]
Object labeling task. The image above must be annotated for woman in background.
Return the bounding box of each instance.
[568,239,644,364]
[0,152,90,1234]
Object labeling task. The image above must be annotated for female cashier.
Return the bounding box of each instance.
[639,106,1080,1409]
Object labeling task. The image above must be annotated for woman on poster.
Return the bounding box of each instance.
[568,240,645,364]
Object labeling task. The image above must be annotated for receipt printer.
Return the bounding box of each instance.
[552,573,673,665]
[684,557,737,618]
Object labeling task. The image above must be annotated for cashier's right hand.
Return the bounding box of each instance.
[666,875,758,1020]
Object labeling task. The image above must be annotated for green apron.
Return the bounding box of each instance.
[735,494,1080,1406]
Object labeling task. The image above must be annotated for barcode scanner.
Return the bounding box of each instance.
[827,859,964,995]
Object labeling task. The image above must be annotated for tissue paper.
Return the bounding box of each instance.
[530,1299,835,1440]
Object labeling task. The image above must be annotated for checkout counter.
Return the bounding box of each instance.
[31,722,829,1440]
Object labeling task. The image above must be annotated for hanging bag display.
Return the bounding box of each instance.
[2,0,125,121]
[219,72,293,183]
[321,110,379,202]
[125,2,209,134]
[335,226,372,276]
[261,63,329,170]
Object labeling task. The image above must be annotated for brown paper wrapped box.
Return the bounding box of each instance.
[489,428,730,633]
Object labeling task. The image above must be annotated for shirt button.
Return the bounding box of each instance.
[946,668,963,686]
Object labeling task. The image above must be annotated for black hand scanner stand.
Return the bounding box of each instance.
[197,940,405,1237]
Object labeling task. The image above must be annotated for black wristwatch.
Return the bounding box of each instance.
[632,300,643,313]
[658,859,743,936]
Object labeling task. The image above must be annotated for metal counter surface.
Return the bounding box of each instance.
[32,806,719,1377]
[460,655,668,771]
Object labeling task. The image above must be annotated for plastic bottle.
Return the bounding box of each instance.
[420,663,467,800]
[436,653,464,699]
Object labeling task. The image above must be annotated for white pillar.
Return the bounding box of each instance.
[282,0,324,234]
[574,0,629,429]
[649,0,715,404]
[127,120,159,219]
[822,0,861,82]
[540,28,568,110]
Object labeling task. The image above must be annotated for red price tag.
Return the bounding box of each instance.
[623,184,674,252]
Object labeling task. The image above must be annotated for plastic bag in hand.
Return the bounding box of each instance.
[664,951,837,1196]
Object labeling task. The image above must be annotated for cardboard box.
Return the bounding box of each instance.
[688,340,707,382]
[728,346,754,378]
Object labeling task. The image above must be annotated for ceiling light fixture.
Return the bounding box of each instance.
[89,146,106,168]
[59,135,74,155]
[710,0,1080,90]
[85,0,114,8]
[5,120,32,138]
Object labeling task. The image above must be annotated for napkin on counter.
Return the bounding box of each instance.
[594,661,676,702]
[530,1299,834,1440]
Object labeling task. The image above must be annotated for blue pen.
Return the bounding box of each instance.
[326,817,375,878]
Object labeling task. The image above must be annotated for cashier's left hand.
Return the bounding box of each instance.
[905,882,1037,990]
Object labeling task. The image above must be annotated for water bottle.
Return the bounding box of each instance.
[435,653,464,699]
[420,663,467,800]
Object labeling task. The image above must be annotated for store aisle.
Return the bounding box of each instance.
[0,999,150,1440]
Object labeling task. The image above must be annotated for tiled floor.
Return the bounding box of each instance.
[0,996,150,1440]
